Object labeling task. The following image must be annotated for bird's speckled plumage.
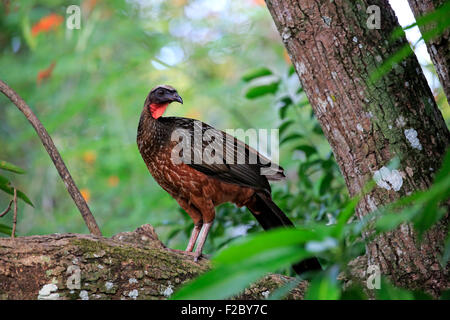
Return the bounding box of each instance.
[136,85,321,273]
[137,108,256,224]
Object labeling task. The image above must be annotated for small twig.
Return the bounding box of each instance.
[0,200,13,218]
[0,79,102,236]
[11,188,17,239]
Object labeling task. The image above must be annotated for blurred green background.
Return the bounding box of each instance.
[0,0,448,256]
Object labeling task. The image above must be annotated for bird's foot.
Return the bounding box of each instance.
[166,248,210,261]
[167,248,195,256]
[194,252,202,262]
[193,252,211,262]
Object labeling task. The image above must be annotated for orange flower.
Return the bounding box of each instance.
[37,62,56,85]
[83,151,97,165]
[80,189,91,202]
[31,13,64,37]
[108,175,119,187]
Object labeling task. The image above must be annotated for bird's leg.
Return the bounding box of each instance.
[186,222,203,252]
[174,198,203,253]
[193,221,213,262]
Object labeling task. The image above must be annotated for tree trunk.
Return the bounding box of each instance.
[407,0,450,103]
[265,0,449,295]
[0,224,308,300]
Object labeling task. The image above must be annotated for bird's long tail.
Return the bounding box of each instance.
[246,191,321,275]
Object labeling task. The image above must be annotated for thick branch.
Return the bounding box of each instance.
[0,224,307,300]
[0,79,102,236]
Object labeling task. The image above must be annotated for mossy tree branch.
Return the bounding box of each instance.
[0,224,308,300]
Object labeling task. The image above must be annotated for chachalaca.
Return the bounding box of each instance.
[137,85,321,274]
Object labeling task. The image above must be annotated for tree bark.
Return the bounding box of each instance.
[0,224,308,300]
[265,0,449,295]
[407,0,450,103]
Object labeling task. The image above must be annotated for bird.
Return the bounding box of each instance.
[137,84,321,274]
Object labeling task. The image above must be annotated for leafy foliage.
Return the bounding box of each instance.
[0,160,32,235]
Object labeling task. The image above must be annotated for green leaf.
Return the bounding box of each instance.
[440,289,450,300]
[277,96,293,120]
[166,225,184,242]
[344,240,366,261]
[172,246,311,300]
[0,174,9,186]
[0,160,25,174]
[278,120,295,137]
[298,163,313,189]
[245,81,280,99]
[279,104,289,119]
[294,145,317,158]
[296,98,310,108]
[214,228,324,265]
[375,207,419,233]
[278,96,293,108]
[0,180,34,207]
[376,278,414,300]
[288,65,295,76]
[391,2,450,42]
[268,276,303,300]
[317,173,333,196]
[241,67,273,82]
[21,16,37,50]
[341,284,368,300]
[312,123,323,135]
[333,196,359,238]
[172,228,326,300]
[370,44,413,83]
[411,291,433,300]
[0,223,12,236]
[305,266,340,300]
[434,148,450,184]
[372,3,450,83]
[412,203,446,239]
[280,133,303,145]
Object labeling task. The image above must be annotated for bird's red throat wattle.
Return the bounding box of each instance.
[149,103,169,119]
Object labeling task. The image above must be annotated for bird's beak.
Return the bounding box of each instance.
[173,93,183,104]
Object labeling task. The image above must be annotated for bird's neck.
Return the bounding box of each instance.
[149,103,168,119]
[137,105,171,158]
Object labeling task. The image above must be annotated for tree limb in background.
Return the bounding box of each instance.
[407,0,450,104]
[0,200,13,218]
[0,79,102,236]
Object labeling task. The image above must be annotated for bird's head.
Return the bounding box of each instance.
[145,85,183,119]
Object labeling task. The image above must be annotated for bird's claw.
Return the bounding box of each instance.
[166,248,209,262]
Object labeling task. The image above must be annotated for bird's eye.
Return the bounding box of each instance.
[158,90,164,95]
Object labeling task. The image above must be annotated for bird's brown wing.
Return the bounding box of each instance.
[161,117,285,193]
